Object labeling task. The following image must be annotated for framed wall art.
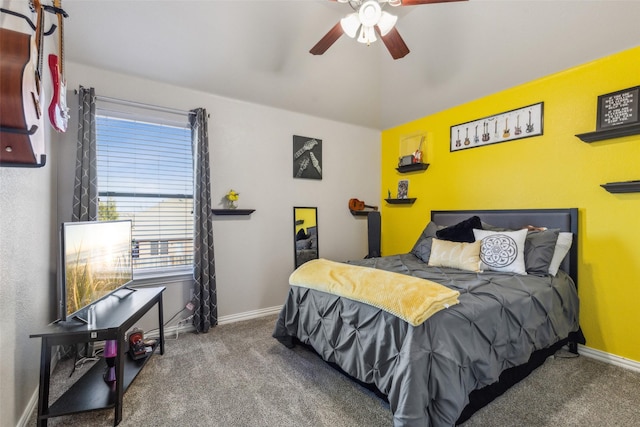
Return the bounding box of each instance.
[596,86,639,130]
[293,135,322,180]
[450,102,543,152]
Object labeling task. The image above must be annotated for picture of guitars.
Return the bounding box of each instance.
[0,0,46,166]
[293,138,318,159]
[514,115,522,136]
[526,110,535,133]
[48,0,70,132]
[482,121,490,142]
[502,117,510,138]
[474,125,479,144]
[464,127,470,145]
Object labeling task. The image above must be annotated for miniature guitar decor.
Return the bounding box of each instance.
[413,136,424,163]
[349,198,378,212]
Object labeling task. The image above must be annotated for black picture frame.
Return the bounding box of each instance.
[450,102,543,152]
[596,86,640,130]
[293,135,322,180]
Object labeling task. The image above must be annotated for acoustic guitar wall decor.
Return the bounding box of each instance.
[0,0,46,167]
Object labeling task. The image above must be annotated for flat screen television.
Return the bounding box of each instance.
[58,220,133,322]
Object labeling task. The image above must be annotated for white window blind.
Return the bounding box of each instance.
[95,100,194,275]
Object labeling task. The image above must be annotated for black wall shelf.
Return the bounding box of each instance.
[396,163,429,173]
[350,210,378,216]
[385,198,416,205]
[600,181,640,194]
[576,123,640,142]
[212,209,255,216]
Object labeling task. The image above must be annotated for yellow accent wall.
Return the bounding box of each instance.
[381,46,640,363]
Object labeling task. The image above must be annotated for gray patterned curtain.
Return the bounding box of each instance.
[190,108,217,332]
[72,87,98,222]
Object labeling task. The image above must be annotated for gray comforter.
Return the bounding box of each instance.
[273,253,581,427]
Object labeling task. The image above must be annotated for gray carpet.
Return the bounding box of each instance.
[30,314,640,426]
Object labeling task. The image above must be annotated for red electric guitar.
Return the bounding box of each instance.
[48,0,69,132]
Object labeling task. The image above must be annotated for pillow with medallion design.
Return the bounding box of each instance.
[473,228,528,275]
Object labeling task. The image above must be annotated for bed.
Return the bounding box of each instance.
[273,209,585,426]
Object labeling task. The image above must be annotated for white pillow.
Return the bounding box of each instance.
[473,228,528,275]
[548,232,573,276]
[428,238,482,272]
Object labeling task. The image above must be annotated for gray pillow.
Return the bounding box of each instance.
[524,229,560,275]
[411,221,438,262]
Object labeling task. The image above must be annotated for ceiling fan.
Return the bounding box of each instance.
[310,0,468,60]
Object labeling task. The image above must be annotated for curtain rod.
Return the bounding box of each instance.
[95,94,195,116]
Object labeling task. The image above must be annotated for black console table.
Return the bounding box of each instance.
[30,286,166,426]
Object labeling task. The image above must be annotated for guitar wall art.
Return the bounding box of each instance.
[0,0,68,167]
[450,102,543,152]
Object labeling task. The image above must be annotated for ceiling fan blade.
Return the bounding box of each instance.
[310,22,344,55]
[400,0,468,5]
[376,26,410,60]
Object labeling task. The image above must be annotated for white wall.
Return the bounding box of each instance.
[60,62,381,322]
[1,1,60,425]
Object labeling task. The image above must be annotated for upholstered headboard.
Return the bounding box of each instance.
[431,209,578,285]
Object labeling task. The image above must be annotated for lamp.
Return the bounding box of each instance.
[339,0,398,45]
[340,13,360,38]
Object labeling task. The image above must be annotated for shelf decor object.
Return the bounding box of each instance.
[212,209,255,216]
[576,86,640,143]
[385,198,416,205]
[450,102,543,152]
[600,180,640,194]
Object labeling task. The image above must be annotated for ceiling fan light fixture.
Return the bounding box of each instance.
[340,13,361,38]
[357,25,377,45]
[388,0,402,6]
[358,0,382,27]
[377,11,397,36]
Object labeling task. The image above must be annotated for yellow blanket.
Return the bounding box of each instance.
[289,258,460,326]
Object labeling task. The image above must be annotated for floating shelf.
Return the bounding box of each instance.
[385,198,416,205]
[600,181,640,194]
[212,209,255,216]
[576,123,640,142]
[350,209,377,216]
[396,163,429,173]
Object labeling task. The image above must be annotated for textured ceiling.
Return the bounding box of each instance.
[44,1,640,129]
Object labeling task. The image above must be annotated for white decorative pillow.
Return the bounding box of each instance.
[473,228,528,275]
[428,238,482,272]
[548,232,573,276]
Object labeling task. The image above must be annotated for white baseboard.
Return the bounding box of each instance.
[579,345,640,373]
[218,305,282,325]
[18,388,39,427]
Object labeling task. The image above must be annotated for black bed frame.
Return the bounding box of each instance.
[430,208,583,425]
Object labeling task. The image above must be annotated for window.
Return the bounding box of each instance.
[95,100,193,276]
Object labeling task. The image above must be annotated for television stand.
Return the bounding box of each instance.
[30,286,166,426]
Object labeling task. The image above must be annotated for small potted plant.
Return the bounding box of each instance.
[224,189,239,209]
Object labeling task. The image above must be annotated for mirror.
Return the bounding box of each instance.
[293,207,319,268]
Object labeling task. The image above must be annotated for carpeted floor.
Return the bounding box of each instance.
[30,314,640,426]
